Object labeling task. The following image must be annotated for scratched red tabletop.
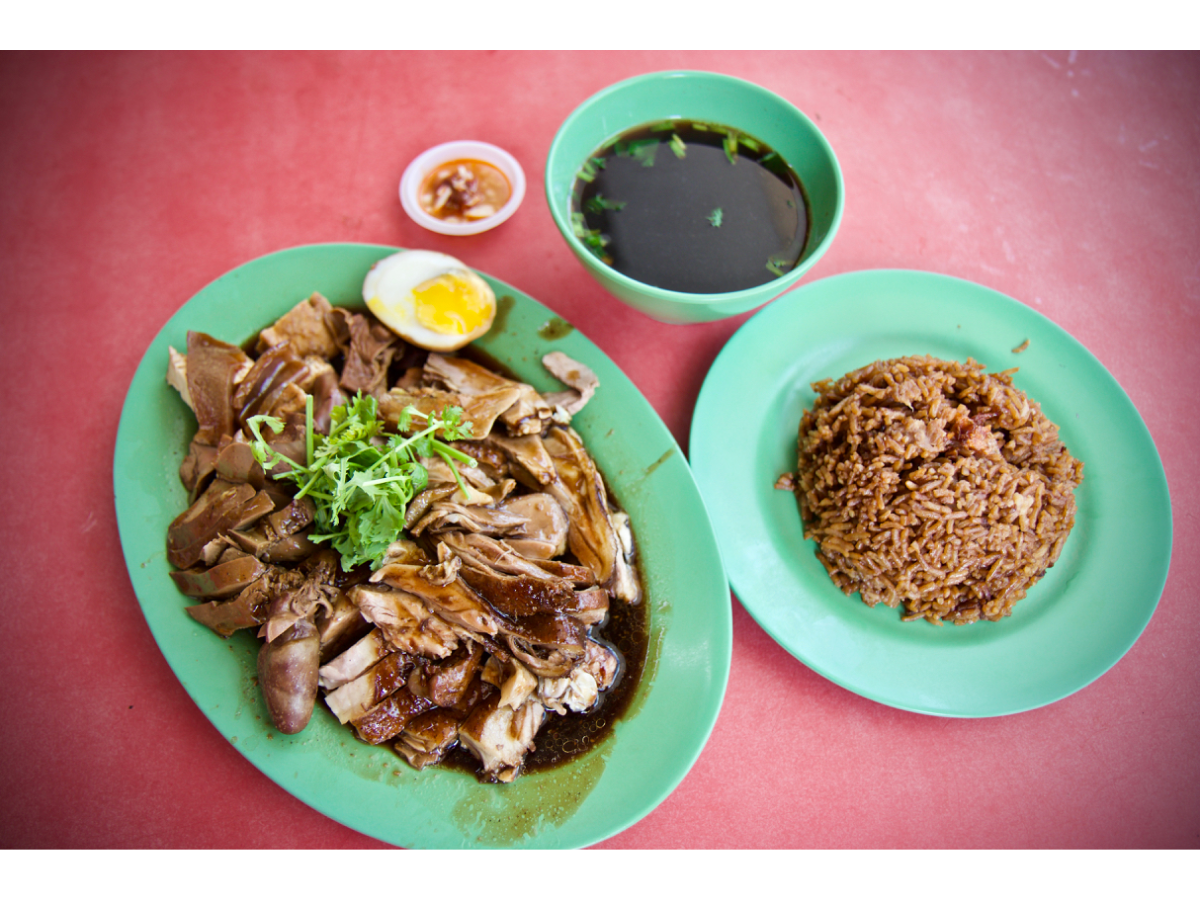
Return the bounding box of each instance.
[2,51,1197,850]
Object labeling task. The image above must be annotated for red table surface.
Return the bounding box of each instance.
[1,50,1197,851]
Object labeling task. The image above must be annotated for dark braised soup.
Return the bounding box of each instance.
[572,120,809,294]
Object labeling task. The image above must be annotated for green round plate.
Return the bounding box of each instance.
[114,243,731,847]
[689,269,1171,717]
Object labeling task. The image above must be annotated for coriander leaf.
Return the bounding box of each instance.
[584,194,627,214]
[707,207,724,227]
[723,132,739,165]
[247,393,477,572]
[766,256,790,277]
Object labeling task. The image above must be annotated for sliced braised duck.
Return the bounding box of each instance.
[165,297,644,781]
[540,351,599,419]
[422,353,552,436]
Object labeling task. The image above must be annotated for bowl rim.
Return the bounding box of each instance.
[544,69,845,308]
[400,140,527,236]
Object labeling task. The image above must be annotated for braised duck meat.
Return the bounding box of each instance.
[165,293,642,781]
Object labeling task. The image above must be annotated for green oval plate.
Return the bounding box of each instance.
[690,269,1171,717]
[114,243,731,847]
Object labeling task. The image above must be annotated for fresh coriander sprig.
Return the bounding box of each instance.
[247,393,476,571]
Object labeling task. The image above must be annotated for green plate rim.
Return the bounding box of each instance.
[689,268,1172,718]
[113,242,732,847]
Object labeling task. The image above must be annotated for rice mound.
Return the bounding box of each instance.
[789,355,1084,625]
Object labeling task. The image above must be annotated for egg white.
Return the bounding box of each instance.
[363,250,496,351]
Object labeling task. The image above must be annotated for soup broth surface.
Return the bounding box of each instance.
[572,120,809,294]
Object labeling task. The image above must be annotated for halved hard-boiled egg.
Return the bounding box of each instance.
[363,250,496,351]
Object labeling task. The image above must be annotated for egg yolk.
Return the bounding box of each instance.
[412,273,490,335]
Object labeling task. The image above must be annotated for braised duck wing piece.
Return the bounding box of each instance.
[348,584,459,659]
[422,353,553,436]
[541,351,599,420]
[458,692,546,783]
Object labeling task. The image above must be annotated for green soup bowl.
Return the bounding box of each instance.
[546,70,844,324]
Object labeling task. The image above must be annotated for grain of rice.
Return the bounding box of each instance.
[784,355,1084,625]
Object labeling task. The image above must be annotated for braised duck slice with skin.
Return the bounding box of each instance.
[351,685,436,745]
[422,353,553,437]
[443,533,609,625]
[439,532,597,587]
[323,650,417,724]
[495,493,569,559]
[541,425,621,587]
[395,709,462,770]
[405,474,511,531]
[541,351,599,419]
[255,292,341,360]
[348,584,459,659]
[456,565,576,619]
[370,556,502,638]
[458,692,546,782]
[233,341,312,427]
[379,385,522,441]
[318,627,393,690]
[413,492,567,558]
[410,499,530,538]
[483,433,557,490]
[407,640,483,708]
